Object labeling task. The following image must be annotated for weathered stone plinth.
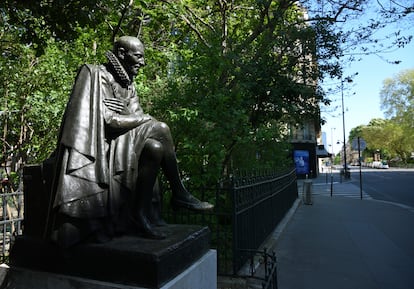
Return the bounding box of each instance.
[7,224,210,288]
[1,250,217,289]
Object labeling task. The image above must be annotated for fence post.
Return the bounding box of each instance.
[230,176,238,275]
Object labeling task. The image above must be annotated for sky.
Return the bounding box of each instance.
[320,13,414,155]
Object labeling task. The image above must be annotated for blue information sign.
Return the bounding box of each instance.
[294,150,310,175]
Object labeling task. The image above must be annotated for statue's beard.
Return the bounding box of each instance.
[127,64,141,77]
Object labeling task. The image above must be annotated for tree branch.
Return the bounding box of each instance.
[159,0,212,48]
[240,0,297,48]
[180,14,212,48]
[111,0,133,42]
[184,5,216,33]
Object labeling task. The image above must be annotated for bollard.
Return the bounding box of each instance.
[330,174,333,197]
[303,180,313,205]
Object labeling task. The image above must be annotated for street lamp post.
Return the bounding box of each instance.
[330,127,335,169]
[341,77,352,179]
[330,127,335,196]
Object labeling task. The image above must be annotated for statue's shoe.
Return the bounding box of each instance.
[139,227,166,240]
[171,194,214,211]
[130,215,167,240]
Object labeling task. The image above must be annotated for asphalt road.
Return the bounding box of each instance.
[350,167,414,209]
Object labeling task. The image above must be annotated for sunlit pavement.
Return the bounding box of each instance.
[273,174,414,289]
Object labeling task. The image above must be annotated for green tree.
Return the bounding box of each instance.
[0,7,111,189]
[348,125,364,143]
[360,119,390,160]
[380,69,414,126]
[378,68,414,162]
[358,118,413,163]
[141,1,329,185]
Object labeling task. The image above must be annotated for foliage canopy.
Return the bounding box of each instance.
[349,68,414,164]
[1,0,413,188]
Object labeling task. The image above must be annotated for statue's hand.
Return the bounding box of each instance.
[142,114,152,121]
[139,114,153,124]
[104,98,127,114]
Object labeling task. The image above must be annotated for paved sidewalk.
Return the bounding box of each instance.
[273,174,414,289]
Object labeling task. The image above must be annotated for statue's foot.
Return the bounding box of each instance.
[139,226,166,240]
[171,194,214,211]
[131,215,166,240]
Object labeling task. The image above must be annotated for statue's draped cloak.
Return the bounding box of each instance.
[51,64,153,225]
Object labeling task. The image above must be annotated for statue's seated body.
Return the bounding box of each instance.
[41,36,212,248]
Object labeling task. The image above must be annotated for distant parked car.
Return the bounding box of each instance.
[372,161,381,168]
[380,161,389,169]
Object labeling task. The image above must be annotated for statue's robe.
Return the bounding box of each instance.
[49,63,156,247]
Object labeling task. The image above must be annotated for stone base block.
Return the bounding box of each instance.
[1,250,216,289]
[163,249,216,289]
[8,224,211,288]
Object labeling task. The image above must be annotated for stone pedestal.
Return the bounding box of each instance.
[1,250,216,289]
[6,224,214,289]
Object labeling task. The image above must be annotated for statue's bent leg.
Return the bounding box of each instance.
[149,122,213,211]
[133,138,166,239]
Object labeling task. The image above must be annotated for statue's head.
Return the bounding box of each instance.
[114,36,145,78]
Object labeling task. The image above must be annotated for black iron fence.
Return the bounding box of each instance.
[232,168,297,273]
[240,248,278,289]
[163,168,298,276]
[0,181,23,263]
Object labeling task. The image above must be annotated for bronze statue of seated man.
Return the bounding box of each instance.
[47,36,213,248]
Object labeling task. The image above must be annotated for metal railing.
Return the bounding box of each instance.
[231,169,297,273]
[163,168,298,278]
[240,248,278,289]
[0,184,23,263]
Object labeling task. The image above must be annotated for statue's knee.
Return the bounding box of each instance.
[144,139,163,161]
[155,121,170,135]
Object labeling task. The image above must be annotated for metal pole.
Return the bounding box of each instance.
[341,79,348,179]
[330,127,335,196]
[358,137,363,199]
[330,174,333,197]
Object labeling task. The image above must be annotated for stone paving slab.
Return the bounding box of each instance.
[274,176,414,289]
